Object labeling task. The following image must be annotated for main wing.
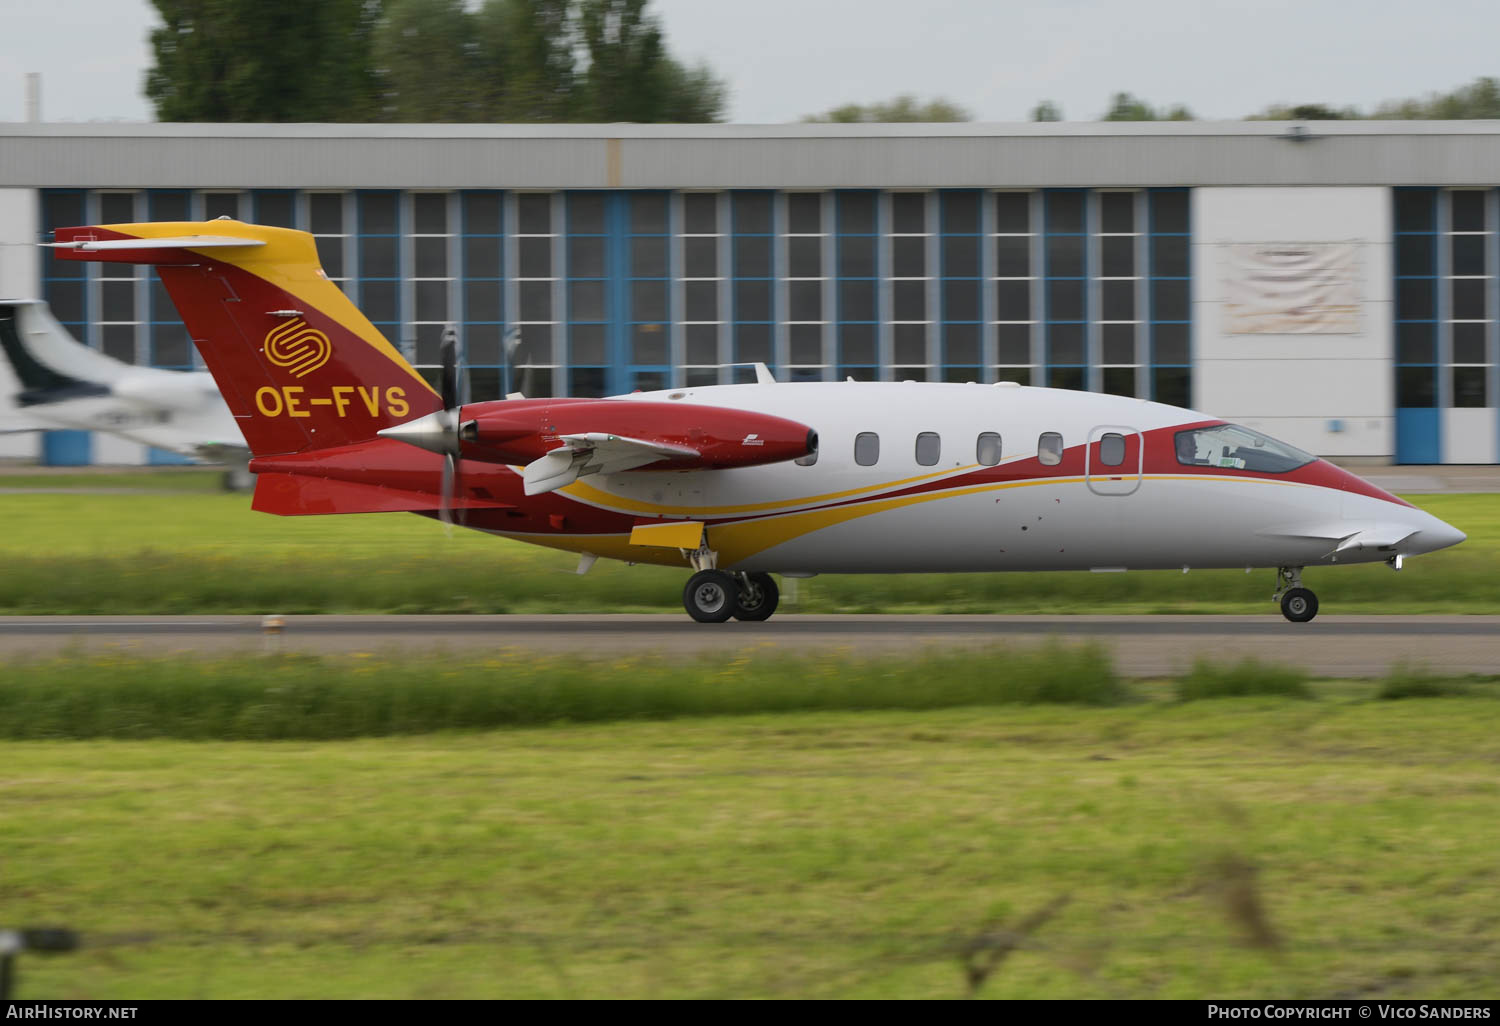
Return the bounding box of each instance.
[380,397,817,496]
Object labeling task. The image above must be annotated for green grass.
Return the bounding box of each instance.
[4,695,1499,998]
[1176,659,1312,700]
[1376,665,1500,699]
[0,644,1123,740]
[0,469,226,492]
[0,485,1493,614]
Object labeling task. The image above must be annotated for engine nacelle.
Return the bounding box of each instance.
[457,398,816,470]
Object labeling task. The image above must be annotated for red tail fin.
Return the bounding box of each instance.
[51,221,441,457]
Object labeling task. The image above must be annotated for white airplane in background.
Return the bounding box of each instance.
[0,300,252,489]
[47,219,1467,623]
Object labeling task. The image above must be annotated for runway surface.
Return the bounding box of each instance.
[2,614,1497,676]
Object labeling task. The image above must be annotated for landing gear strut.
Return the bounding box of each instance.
[1273,566,1319,623]
[679,533,780,623]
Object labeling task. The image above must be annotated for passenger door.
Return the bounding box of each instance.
[1085,425,1143,496]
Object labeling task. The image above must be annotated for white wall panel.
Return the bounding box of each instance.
[1442,407,1499,464]
[1193,187,1392,458]
[0,188,38,298]
[91,433,148,466]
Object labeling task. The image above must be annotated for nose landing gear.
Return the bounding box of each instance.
[1273,566,1319,623]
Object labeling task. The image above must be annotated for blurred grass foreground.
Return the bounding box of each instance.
[1,651,1496,998]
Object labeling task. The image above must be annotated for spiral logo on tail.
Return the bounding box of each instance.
[263,319,332,378]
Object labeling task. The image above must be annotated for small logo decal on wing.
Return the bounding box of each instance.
[742,433,764,446]
[263,318,332,378]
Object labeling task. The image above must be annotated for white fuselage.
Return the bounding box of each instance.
[493,382,1464,575]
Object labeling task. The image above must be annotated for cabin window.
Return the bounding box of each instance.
[1174,423,1315,474]
[1099,432,1126,466]
[915,432,941,466]
[854,432,880,466]
[1038,432,1063,466]
[976,432,1002,466]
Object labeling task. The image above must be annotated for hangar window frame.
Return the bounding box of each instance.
[93,190,144,367]
[782,191,830,382]
[564,191,609,398]
[146,190,194,371]
[835,190,881,381]
[675,191,726,388]
[730,190,777,383]
[458,191,512,401]
[355,190,403,366]
[887,190,934,381]
[1443,188,1494,410]
[990,189,1036,386]
[1147,188,1192,409]
[1094,190,1145,398]
[939,190,983,383]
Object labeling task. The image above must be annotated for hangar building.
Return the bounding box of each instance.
[1,120,1497,464]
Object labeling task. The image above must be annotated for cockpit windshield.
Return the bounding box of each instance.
[1173,423,1315,474]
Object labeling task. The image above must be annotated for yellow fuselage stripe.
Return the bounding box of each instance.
[499,472,1317,568]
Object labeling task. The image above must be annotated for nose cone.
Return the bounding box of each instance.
[1408,515,1466,555]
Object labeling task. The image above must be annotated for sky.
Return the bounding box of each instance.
[1,0,1498,124]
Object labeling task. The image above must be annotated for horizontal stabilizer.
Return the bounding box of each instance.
[45,236,267,251]
[522,432,700,496]
[252,472,514,516]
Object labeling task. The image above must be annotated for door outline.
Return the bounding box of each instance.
[1084,424,1143,496]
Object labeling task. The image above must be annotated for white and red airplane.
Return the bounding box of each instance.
[49,219,1465,623]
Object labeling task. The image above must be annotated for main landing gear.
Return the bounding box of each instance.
[682,570,781,624]
[679,534,781,623]
[1272,566,1319,623]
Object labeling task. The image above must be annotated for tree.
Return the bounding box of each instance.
[1030,100,1062,122]
[374,0,483,122]
[1372,76,1500,119]
[1101,92,1194,122]
[478,0,578,122]
[1249,102,1358,120]
[573,0,727,122]
[801,95,972,123]
[146,0,727,124]
[576,0,666,121]
[146,0,383,122]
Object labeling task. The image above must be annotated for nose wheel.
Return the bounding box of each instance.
[1273,567,1319,623]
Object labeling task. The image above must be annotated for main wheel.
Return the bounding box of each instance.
[683,570,739,623]
[733,572,780,622]
[1280,587,1319,623]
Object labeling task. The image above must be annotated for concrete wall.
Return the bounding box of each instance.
[1192,187,1393,458]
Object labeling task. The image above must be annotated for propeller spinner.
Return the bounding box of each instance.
[377,330,466,527]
